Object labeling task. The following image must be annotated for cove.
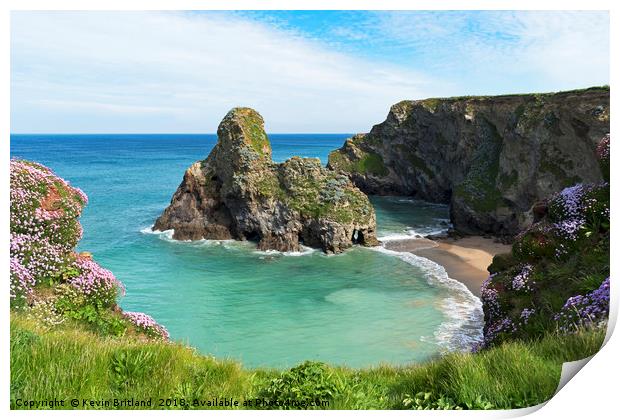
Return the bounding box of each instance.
[10,134,482,368]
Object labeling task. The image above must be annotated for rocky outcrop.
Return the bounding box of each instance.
[328,87,610,236]
[154,107,378,253]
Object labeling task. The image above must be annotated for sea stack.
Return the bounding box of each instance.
[154,107,378,253]
[328,87,610,237]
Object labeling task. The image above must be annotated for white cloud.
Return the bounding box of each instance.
[10,11,609,133]
[32,99,188,116]
[503,12,609,86]
[11,11,441,133]
[368,11,609,92]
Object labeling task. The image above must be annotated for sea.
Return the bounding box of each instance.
[10,134,483,369]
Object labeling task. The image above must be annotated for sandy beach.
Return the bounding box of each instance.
[383,236,512,297]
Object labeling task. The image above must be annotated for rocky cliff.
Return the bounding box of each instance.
[154,107,378,253]
[328,87,610,236]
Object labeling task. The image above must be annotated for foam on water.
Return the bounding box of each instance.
[140,225,174,240]
[253,245,316,257]
[142,225,317,256]
[378,228,448,243]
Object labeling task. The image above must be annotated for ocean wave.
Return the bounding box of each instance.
[140,225,175,240]
[253,245,316,257]
[371,246,483,353]
[378,227,448,242]
[378,232,425,242]
[140,226,238,247]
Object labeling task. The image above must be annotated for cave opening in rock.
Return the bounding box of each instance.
[244,230,261,243]
[352,229,364,244]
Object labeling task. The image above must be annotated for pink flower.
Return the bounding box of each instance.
[68,255,125,302]
[123,311,170,340]
[10,257,35,302]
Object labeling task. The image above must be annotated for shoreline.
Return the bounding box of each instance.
[383,236,511,297]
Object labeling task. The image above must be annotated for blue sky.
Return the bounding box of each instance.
[11,10,609,133]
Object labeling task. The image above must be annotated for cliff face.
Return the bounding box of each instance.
[328,87,610,236]
[154,107,378,253]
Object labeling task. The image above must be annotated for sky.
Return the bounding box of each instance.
[10,10,609,133]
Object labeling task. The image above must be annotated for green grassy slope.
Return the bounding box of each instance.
[11,314,604,410]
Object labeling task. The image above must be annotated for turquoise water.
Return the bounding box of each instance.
[10,134,482,368]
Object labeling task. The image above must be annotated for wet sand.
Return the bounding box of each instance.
[383,236,511,297]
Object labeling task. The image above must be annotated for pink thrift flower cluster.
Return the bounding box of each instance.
[68,255,126,305]
[10,158,170,341]
[123,311,170,340]
[549,184,588,241]
[10,159,86,247]
[10,159,89,303]
[10,257,35,307]
[9,158,124,304]
[547,182,609,247]
[11,232,68,281]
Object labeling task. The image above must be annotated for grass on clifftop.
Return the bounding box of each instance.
[410,85,610,105]
[11,313,605,410]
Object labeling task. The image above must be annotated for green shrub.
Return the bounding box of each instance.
[52,283,128,337]
[254,361,339,409]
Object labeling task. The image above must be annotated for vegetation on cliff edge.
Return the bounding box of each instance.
[479,134,610,348]
[10,159,168,340]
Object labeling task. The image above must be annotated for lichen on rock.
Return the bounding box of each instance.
[154,107,378,253]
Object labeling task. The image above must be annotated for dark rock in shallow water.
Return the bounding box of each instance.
[154,107,378,253]
[328,87,610,236]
